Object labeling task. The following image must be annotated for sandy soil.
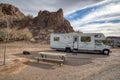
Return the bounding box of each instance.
[0,41,120,80]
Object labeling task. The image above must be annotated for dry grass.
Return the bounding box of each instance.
[0,28,32,41]
[0,41,51,58]
[0,58,30,74]
[0,41,50,74]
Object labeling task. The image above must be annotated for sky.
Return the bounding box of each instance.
[0,0,120,37]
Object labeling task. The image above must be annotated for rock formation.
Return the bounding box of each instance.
[0,3,74,43]
[0,3,25,28]
[30,8,74,42]
[0,3,24,18]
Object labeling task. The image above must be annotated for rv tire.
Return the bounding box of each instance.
[65,48,71,53]
[103,49,109,55]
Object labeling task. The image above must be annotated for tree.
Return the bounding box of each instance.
[75,29,83,33]
[3,15,12,65]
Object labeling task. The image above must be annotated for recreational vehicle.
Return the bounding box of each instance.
[50,33,111,55]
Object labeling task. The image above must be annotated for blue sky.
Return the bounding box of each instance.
[0,0,120,36]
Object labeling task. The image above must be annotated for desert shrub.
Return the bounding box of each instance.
[18,28,33,40]
[102,39,109,44]
[0,28,8,41]
[75,29,83,33]
[0,28,33,41]
[10,28,33,40]
[0,11,4,16]
[0,33,5,41]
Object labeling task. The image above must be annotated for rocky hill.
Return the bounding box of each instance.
[0,3,24,18]
[30,9,74,42]
[0,3,25,28]
[0,3,74,43]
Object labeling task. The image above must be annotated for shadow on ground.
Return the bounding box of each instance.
[13,50,109,69]
[24,61,57,69]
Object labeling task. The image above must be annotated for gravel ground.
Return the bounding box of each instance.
[0,51,120,80]
[83,64,120,80]
[0,42,120,80]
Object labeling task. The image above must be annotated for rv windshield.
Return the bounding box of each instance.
[95,40,102,45]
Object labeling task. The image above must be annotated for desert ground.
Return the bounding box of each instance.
[0,41,120,80]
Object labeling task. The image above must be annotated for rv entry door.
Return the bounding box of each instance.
[73,36,78,49]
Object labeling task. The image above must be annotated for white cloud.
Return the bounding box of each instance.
[71,1,120,27]
[70,0,120,36]
[91,16,120,22]
[76,23,120,37]
[0,0,102,16]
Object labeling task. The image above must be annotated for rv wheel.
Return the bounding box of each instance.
[103,49,109,55]
[65,48,71,53]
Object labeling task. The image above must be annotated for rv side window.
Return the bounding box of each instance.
[95,34,101,38]
[81,36,91,42]
[54,37,60,41]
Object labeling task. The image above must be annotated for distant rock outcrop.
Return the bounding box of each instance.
[0,3,24,18]
[30,8,74,42]
[0,3,25,28]
[0,3,74,43]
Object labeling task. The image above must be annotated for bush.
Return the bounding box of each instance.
[0,33,5,41]
[0,28,33,41]
[0,28,7,41]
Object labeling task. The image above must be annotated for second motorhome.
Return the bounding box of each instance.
[50,33,111,55]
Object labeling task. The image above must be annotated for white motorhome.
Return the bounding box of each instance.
[50,33,111,55]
